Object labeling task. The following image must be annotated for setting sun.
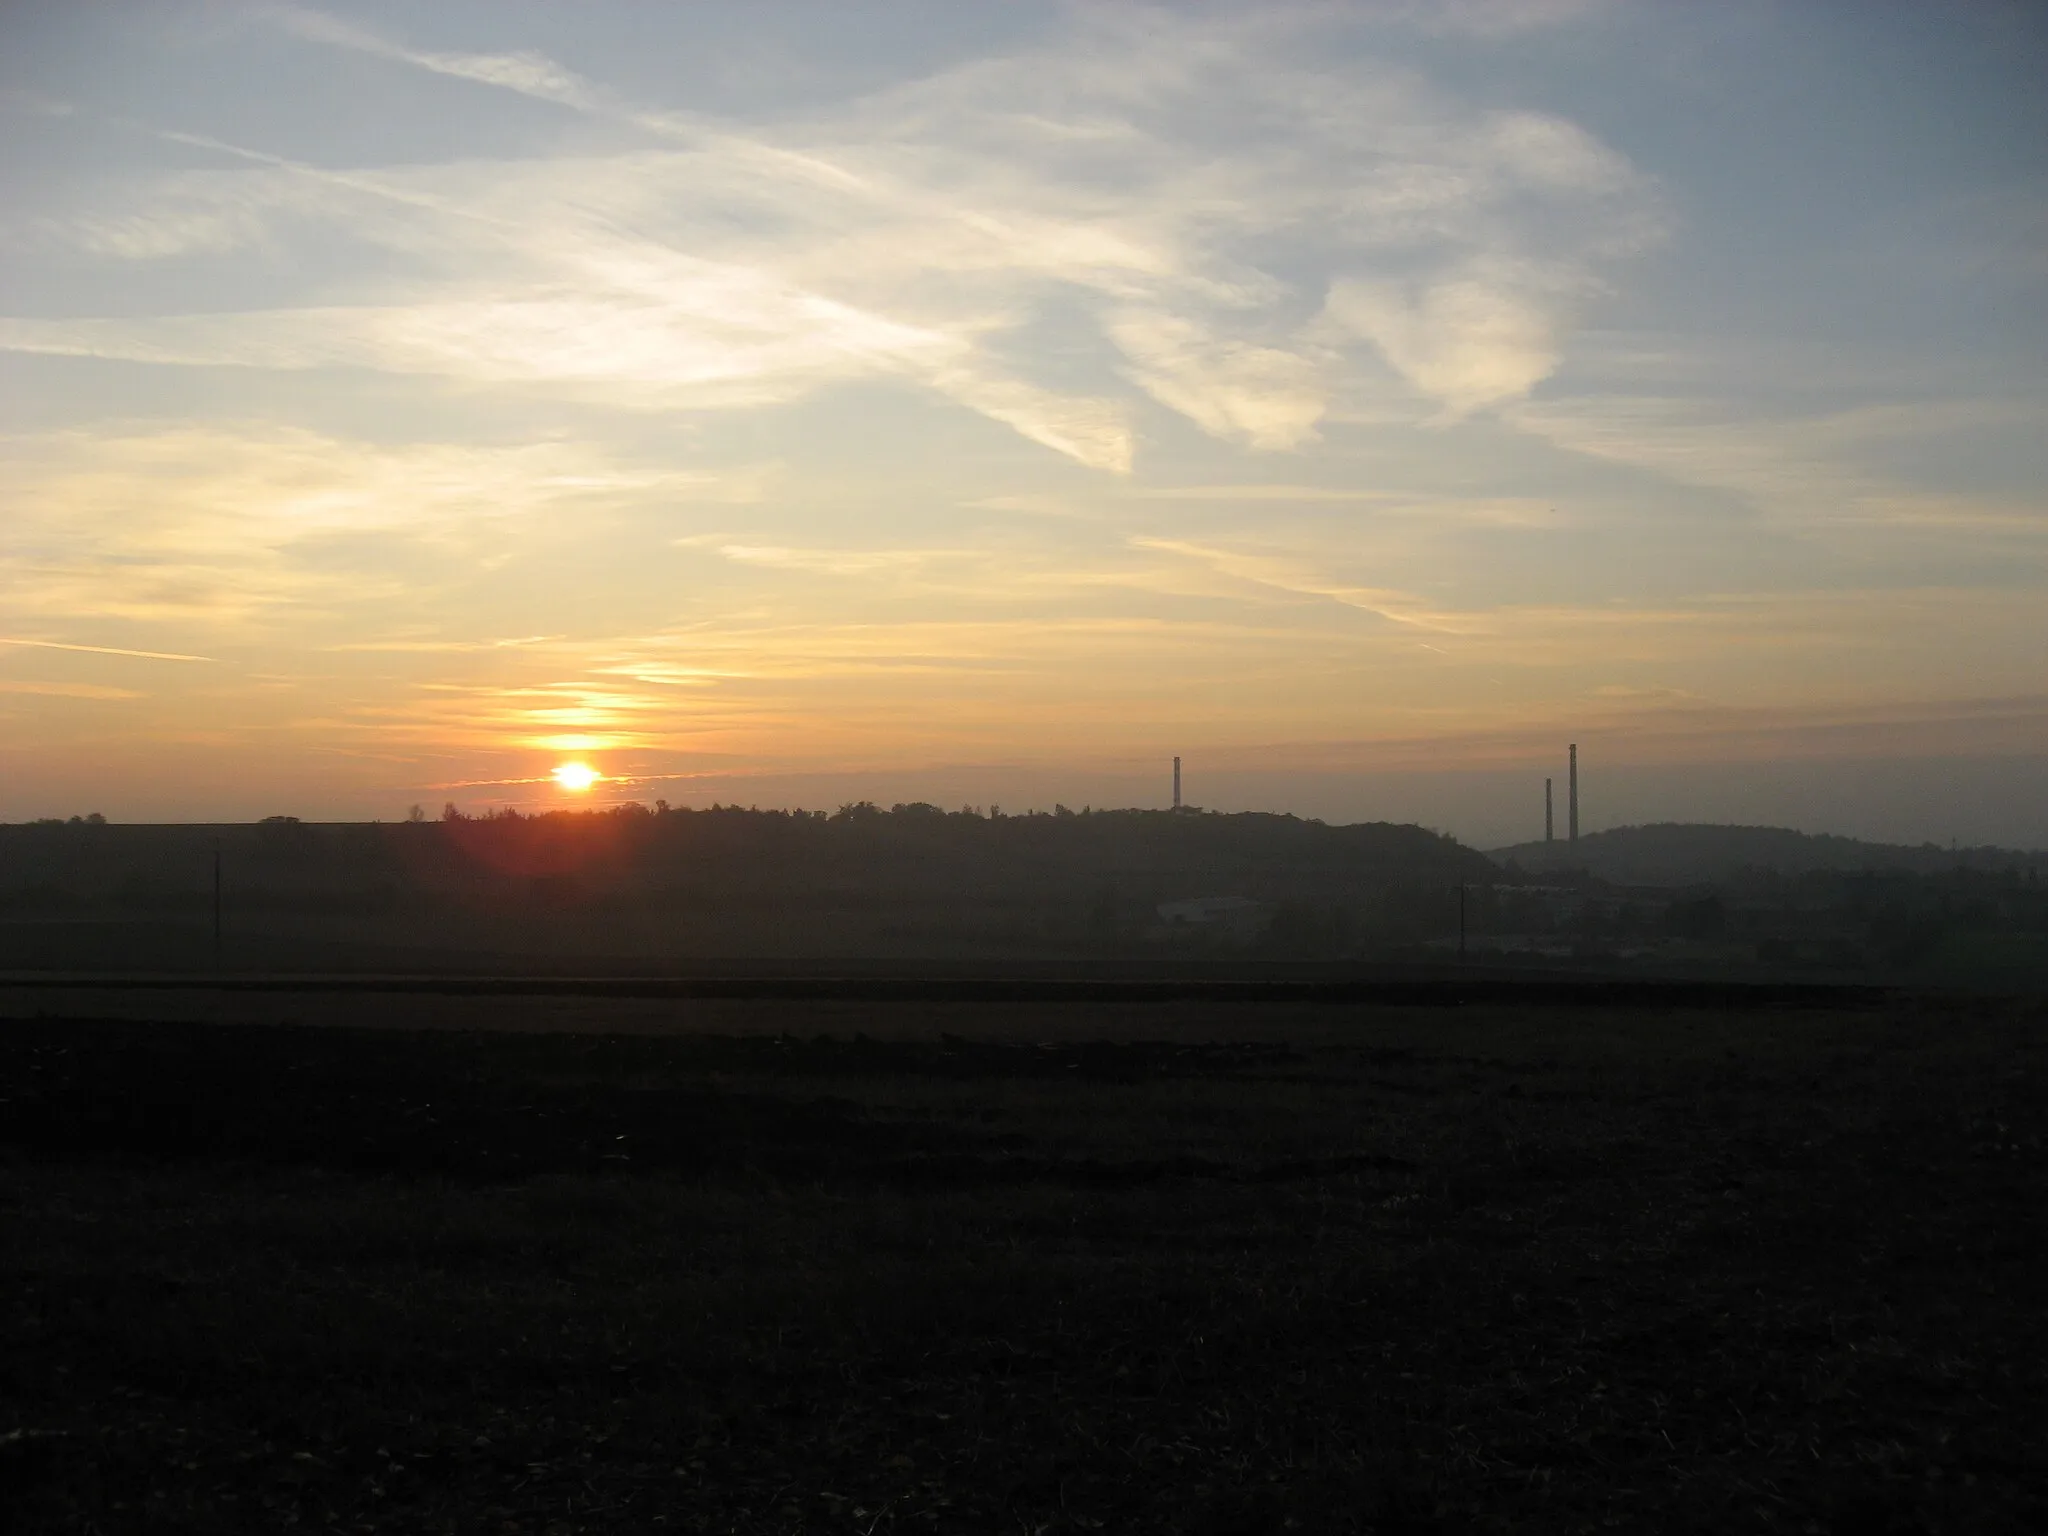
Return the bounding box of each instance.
[551,762,601,793]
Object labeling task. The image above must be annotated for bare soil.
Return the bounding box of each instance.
[2,991,2043,1534]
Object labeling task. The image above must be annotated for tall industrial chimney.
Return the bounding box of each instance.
[1545,778,1553,843]
[1568,743,1579,844]
[1172,756,1181,811]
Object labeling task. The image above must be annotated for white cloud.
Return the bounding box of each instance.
[0,426,743,628]
[268,5,605,112]
[20,294,924,396]
[1107,311,1330,450]
[1323,258,1584,418]
[0,680,146,700]
[1127,484,1397,503]
[1509,392,2048,534]
[715,544,951,577]
[0,5,1659,467]
[0,637,212,661]
[1131,537,1483,630]
[931,369,1133,473]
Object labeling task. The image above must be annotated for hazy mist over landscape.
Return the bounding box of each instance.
[3,1,2044,844]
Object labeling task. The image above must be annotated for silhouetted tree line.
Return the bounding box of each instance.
[5,807,2042,974]
[394,800,1492,905]
[0,803,1494,962]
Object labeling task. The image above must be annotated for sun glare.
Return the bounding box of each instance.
[551,761,601,793]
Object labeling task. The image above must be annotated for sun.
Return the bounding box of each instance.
[551,761,602,793]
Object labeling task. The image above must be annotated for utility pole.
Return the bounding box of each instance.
[1172,756,1181,811]
[1545,778,1553,843]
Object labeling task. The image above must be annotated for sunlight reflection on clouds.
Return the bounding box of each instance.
[3,5,1662,467]
[1,2,2042,826]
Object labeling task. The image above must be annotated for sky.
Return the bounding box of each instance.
[2,0,2045,847]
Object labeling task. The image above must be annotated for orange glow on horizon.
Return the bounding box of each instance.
[551,761,602,793]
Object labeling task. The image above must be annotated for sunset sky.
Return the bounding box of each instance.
[3,1,2044,845]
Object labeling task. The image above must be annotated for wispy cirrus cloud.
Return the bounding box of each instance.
[1131,536,1484,631]
[1,3,1659,471]
[0,637,214,662]
[0,425,752,629]
[0,680,146,700]
[1510,390,2048,541]
[265,5,606,111]
[374,578,2048,765]
[711,544,965,578]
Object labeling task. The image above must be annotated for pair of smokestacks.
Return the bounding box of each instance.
[1545,743,1578,844]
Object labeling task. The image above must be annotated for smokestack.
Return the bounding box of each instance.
[1568,743,1579,844]
[1545,778,1553,843]
[1173,756,1181,811]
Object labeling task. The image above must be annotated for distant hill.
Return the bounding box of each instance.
[1491,822,2048,887]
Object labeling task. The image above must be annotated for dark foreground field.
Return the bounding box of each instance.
[3,991,2044,1534]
